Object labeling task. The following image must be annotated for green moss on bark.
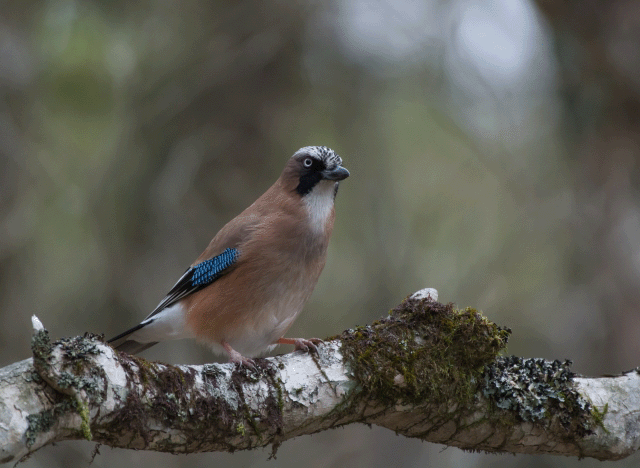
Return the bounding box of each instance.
[339,298,511,408]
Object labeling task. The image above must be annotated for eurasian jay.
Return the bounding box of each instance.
[108,146,349,366]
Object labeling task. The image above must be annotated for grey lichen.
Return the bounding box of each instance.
[57,371,79,389]
[25,397,85,447]
[482,356,593,436]
[28,331,105,446]
[25,411,56,447]
[58,333,101,361]
[30,327,53,369]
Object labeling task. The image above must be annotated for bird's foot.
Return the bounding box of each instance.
[229,352,255,369]
[222,341,255,369]
[277,337,324,353]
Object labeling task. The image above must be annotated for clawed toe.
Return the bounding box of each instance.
[292,338,324,353]
[223,340,256,369]
[277,337,324,354]
[228,352,255,369]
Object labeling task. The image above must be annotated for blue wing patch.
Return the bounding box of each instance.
[136,247,239,321]
[108,247,239,348]
[191,248,238,286]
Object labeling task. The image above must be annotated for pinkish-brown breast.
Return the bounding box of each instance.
[183,180,335,356]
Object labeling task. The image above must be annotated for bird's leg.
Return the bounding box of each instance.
[277,337,324,353]
[222,340,255,368]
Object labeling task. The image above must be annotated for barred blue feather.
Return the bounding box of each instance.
[191,248,238,286]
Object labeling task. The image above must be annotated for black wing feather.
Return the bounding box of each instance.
[143,247,239,320]
[108,248,238,345]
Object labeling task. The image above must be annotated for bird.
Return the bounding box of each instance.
[108,146,349,366]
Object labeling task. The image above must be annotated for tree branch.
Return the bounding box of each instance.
[0,290,638,464]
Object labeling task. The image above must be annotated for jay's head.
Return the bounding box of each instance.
[281,146,350,198]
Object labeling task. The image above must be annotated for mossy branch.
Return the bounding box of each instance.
[0,290,638,464]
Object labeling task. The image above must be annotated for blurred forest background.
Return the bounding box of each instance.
[1,0,640,467]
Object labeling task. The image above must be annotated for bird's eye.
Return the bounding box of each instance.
[303,158,313,168]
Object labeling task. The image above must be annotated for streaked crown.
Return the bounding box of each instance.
[293,146,343,171]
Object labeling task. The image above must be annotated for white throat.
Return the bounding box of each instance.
[303,180,336,234]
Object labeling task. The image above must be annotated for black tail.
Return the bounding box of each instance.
[108,323,158,355]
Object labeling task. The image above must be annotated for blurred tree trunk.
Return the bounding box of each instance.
[535,0,640,369]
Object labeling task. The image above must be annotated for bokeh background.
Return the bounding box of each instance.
[2,0,640,466]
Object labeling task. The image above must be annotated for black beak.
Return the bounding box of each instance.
[323,166,350,181]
